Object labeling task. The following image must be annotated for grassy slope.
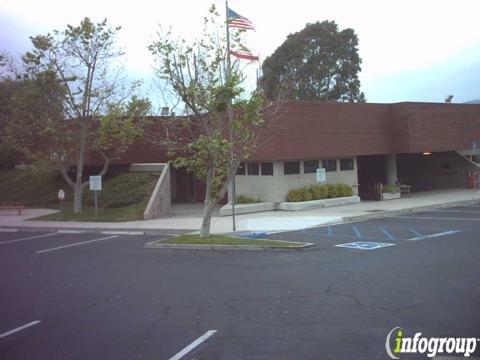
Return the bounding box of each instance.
[0,169,158,222]
[0,169,65,205]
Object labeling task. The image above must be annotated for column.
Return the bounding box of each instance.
[386,154,397,185]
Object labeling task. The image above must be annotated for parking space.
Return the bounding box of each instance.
[1,204,480,359]
[0,231,129,257]
[268,204,480,251]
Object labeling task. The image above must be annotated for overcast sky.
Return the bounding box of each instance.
[1,0,479,105]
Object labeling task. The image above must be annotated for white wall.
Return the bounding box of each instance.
[232,158,358,202]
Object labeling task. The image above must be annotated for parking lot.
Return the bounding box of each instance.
[1,204,480,359]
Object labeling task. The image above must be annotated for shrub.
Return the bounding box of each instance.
[300,187,313,201]
[236,195,261,204]
[287,183,354,202]
[323,184,337,198]
[336,183,353,197]
[310,185,327,200]
[382,184,400,193]
[287,188,305,202]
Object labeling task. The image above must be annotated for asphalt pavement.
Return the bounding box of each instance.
[1,205,480,359]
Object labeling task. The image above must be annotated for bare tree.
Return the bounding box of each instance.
[4,18,151,213]
[149,5,275,236]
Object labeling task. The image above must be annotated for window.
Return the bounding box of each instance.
[304,160,319,174]
[322,159,337,172]
[340,158,354,171]
[236,162,246,175]
[284,161,300,175]
[261,162,273,175]
[247,162,259,175]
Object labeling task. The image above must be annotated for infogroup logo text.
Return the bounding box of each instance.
[385,327,479,358]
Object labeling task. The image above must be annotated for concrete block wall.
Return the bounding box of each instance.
[233,158,358,203]
[142,163,171,219]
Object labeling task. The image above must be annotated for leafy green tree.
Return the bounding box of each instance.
[1,18,151,213]
[149,6,267,236]
[260,20,365,102]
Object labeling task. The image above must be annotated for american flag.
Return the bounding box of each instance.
[228,8,255,31]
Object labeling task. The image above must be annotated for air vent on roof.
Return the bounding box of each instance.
[445,95,454,103]
[160,107,169,116]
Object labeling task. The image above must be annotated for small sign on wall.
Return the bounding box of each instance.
[316,168,326,182]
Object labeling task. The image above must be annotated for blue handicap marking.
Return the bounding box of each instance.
[236,231,268,239]
[335,241,396,250]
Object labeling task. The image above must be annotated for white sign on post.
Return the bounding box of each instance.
[89,176,102,191]
[316,168,326,182]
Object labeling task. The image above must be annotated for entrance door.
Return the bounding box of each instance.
[357,155,386,200]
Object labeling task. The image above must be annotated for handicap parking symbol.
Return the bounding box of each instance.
[335,241,396,250]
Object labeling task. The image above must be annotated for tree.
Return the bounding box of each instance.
[2,18,151,213]
[0,53,65,170]
[149,6,268,237]
[260,20,365,102]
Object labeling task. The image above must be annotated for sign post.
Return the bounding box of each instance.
[89,176,102,216]
[57,189,65,212]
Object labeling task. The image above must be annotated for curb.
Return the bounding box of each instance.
[1,198,479,236]
[143,240,315,251]
[0,226,194,236]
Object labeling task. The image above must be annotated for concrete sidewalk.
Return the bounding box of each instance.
[1,189,480,235]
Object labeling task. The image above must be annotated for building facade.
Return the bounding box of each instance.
[88,101,480,203]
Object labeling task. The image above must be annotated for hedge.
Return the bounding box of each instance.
[287,183,354,202]
[236,194,262,204]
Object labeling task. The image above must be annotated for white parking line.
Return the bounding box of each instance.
[101,231,144,235]
[57,229,86,234]
[0,320,41,339]
[0,228,18,232]
[0,232,59,245]
[36,235,119,254]
[430,209,480,214]
[395,216,480,221]
[169,330,217,360]
[407,230,461,241]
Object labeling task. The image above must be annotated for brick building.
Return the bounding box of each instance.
[94,101,480,203]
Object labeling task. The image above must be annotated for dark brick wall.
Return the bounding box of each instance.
[390,103,480,153]
[85,101,480,165]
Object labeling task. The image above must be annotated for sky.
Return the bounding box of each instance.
[1,0,479,105]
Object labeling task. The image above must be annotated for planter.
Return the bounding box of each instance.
[219,202,276,216]
[382,192,401,200]
[278,195,360,211]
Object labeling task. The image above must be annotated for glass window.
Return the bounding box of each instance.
[340,158,354,171]
[236,162,246,175]
[261,162,273,175]
[284,161,300,175]
[322,159,337,172]
[247,162,259,175]
[304,160,319,174]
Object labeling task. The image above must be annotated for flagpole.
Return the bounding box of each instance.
[226,0,236,232]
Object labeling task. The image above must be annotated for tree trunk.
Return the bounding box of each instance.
[73,122,87,213]
[200,163,216,237]
[200,196,216,237]
[73,181,83,213]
